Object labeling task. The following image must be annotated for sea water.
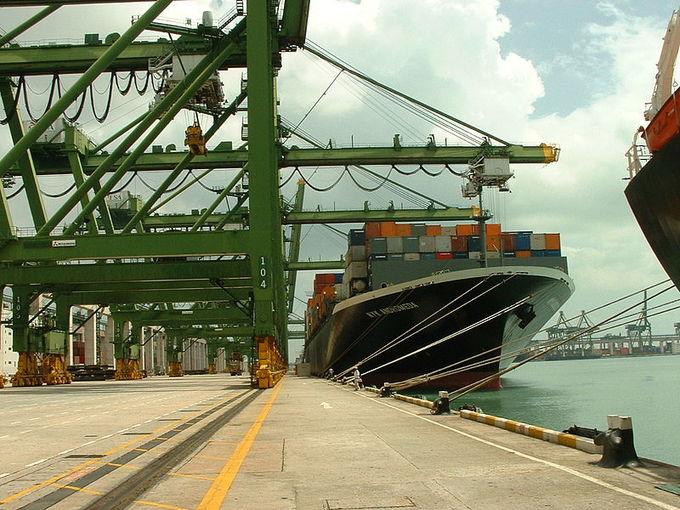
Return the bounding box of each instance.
[416,356,680,465]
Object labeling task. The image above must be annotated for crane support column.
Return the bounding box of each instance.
[10,287,42,387]
[247,0,288,388]
[167,335,184,377]
[207,340,219,374]
[44,298,73,385]
[114,320,142,380]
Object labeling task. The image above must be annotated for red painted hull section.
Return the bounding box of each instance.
[644,89,680,152]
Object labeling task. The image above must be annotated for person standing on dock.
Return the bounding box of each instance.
[353,366,363,390]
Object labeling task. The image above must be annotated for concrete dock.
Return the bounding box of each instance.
[1,374,680,509]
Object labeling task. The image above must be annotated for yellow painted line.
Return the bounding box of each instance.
[50,483,103,495]
[0,392,242,504]
[197,381,285,510]
[168,472,216,481]
[134,500,191,510]
[194,455,230,461]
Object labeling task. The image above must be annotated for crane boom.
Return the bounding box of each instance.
[646,9,680,120]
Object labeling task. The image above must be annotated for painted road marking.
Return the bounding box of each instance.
[356,390,680,510]
[197,381,285,510]
[0,393,241,505]
[25,459,46,467]
[320,401,332,409]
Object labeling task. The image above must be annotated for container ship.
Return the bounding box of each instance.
[304,221,574,389]
[625,9,680,291]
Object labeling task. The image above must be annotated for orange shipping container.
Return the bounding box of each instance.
[395,223,412,236]
[501,233,516,251]
[486,223,502,235]
[486,235,502,251]
[516,250,532,258]
[426,225,442,236]
[545,233,561,250]
[456,224,478,236]
[364,222,382,239]
[380,221,397,237]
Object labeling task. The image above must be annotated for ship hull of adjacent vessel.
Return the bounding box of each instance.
[304,266,574,390]
[626,132,680,290]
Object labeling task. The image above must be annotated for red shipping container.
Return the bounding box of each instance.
[364,222,382,238]
[426,225,442,236]
[395,223,412,236]
[545,233,561,250]
[451,236,469,252]
[435,252,453,259]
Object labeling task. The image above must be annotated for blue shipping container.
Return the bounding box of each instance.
[454,252,469,259]
[515,233,531,251]
[544,249,562,257]
[421,253,436,260]
[468,236,481,251]
[531,250,546,257]
[334,273,343,283]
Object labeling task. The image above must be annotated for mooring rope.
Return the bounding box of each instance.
[444,283,678,402]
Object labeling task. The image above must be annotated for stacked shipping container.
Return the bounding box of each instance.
[306,221,563,335]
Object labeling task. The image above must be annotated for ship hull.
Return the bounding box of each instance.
[304,266,574,390]
[625,132,680,290]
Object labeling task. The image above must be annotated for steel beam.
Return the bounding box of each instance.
[111,307,247,324]
[0,4,61,49]
[0,259,251,284]
[0,0,175,188]
[23,144,556,176]
[287,261,345,271]
[0,230,250,262]
[58,289,248,305]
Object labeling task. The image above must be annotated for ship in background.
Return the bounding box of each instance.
[626,8,680,291]
[303,221,574,390]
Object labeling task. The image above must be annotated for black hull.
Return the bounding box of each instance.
[304,266,574,390]
[625,134,680,290]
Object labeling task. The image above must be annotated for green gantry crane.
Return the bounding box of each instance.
[0,0,557,389]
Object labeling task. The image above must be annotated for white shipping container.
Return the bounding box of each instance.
[404,253,420,261]
[486,251,500,259]
[435,235,451,252]
[346,245,367,263]
[386,237,404,254]
[418,236,436,253]
[469,251,481,260]
[347,261,368,280]
[336,282,350,300]
[530,234,546,250]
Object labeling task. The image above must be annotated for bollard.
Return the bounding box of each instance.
[431,391,451,415]
[593,415,641,468]
[379,383,393,398]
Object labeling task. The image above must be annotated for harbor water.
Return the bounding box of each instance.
[418,356,680,465]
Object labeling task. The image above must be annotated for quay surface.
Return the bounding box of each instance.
[1,374,679,509]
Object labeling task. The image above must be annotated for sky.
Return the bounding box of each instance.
[1,0,680,361]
